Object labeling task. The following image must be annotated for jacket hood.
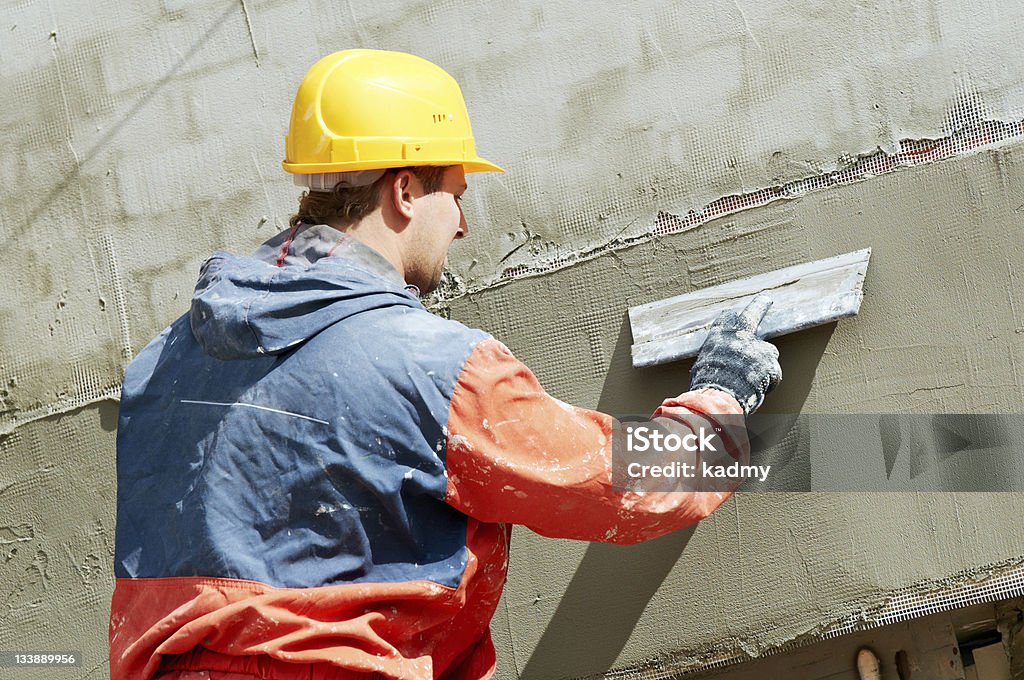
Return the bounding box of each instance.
[190,228,421,360]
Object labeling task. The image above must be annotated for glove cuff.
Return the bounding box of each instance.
[689,381,762,416]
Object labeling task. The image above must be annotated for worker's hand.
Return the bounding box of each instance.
[689,294,782,416]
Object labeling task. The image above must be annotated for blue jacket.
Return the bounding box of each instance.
[110,223,746,680]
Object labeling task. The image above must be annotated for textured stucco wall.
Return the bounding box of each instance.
[2,0,1024,678]
[465,146,1024,678]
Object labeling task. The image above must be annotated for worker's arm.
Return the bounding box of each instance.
[444,338,740,543]
[443,296,781,544]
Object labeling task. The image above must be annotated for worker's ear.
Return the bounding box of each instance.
[389,169,417,221]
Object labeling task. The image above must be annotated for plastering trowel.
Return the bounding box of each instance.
[628,248,871,368]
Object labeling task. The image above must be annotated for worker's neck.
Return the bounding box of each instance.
[334,214,407,283]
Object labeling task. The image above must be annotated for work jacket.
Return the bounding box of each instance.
[110,223,746,680]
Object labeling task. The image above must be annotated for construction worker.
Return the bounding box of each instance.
[109,49,781,679]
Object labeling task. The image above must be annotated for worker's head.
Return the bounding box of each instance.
[383,165,468,295]
[282,49,501,293]
[290,164,467,294]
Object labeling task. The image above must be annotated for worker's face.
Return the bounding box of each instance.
[403,166,468,294]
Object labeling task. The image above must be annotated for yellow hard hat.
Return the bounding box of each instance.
[283,49,504,176]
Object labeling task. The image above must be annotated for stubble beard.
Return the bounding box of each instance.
[405,256,445,295]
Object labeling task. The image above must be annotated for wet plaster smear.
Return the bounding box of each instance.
[2,0,1024,677]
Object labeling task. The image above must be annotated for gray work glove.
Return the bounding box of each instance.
[689,294,782,415]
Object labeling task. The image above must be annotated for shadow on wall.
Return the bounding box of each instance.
[518,314,835,679]
[518,527,697,679]
[99,398,119,432]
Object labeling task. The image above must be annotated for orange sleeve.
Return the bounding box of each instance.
[445,338,748,544]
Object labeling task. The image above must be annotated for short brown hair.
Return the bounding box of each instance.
[289,166,449,228]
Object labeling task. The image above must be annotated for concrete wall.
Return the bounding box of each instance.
[464,146,1024,678]
[2,0,1024,678]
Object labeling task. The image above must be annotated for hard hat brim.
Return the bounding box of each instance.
[282,156,504,175]
[462,157,505,174]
